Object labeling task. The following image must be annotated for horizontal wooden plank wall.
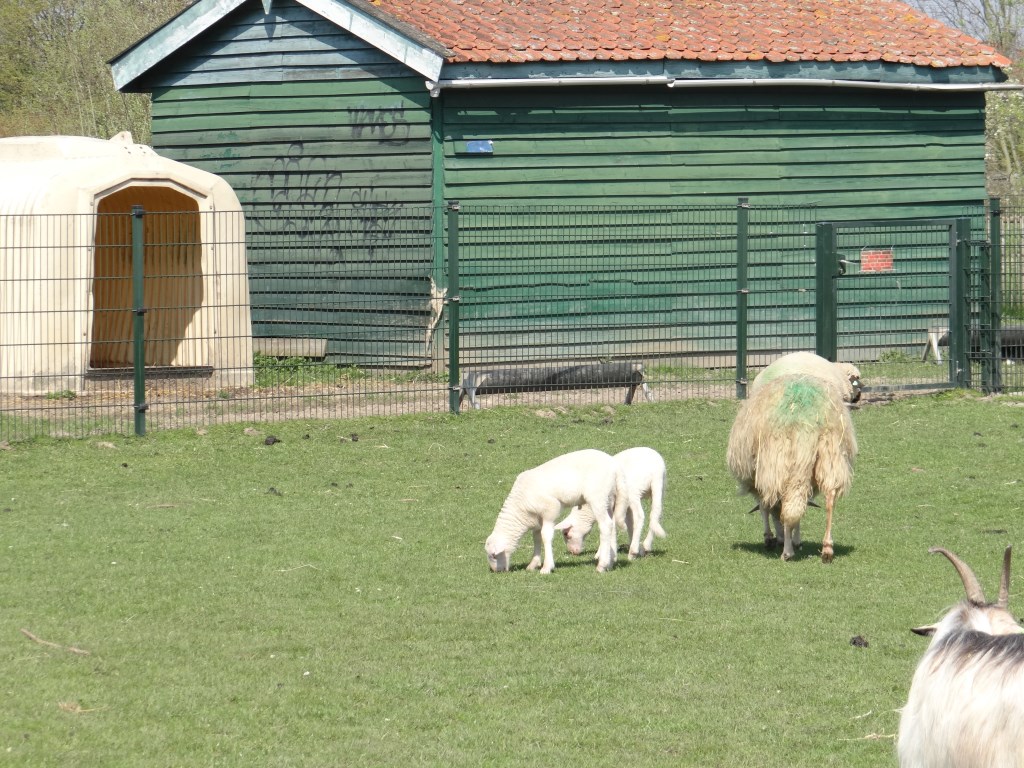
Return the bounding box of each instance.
[442,87,987,214]
[441,87,987,367]
[147,0,437,367]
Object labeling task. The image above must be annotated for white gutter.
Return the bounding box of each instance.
[426,76,1021,96]
[426,75,672,95]
[665,78,1022,92]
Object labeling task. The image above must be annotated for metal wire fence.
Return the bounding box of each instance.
[0,200,1020,441]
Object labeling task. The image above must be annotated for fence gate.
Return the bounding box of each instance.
[815,217,977,393]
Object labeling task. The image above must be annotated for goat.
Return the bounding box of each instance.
[485,449,624,574]
[897,545,1024,768]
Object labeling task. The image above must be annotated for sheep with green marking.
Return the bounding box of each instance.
[751,351,863,404]
[726,371,857,563]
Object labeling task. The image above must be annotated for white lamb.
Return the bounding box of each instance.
[485,449,624,574]
[555,447,667,561]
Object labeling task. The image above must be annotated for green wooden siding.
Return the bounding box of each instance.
[131,0,995,371]
[146,0,436,367]
[441,87,987,365]
[441,87,987,214]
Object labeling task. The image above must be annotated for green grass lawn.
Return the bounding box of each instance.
[1,392,1022,767]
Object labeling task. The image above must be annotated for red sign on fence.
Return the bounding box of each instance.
[860,247,894,272]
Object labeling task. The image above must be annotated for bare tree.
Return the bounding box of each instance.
[906,0,1024,196]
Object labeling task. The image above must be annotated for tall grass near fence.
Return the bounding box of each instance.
[1,394,1022,766]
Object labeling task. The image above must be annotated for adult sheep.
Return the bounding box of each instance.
[751,351,863,404]
[555,447,667,561]
[726,372,857,563]
[898,546,1024,768]
[485,449,623,574]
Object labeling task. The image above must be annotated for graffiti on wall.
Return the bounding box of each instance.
[249,104,425,256]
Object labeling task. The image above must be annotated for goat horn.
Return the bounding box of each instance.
[998,545,1013,610]
[929,547,987,605]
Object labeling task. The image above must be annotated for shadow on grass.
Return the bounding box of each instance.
[731,540,856,562]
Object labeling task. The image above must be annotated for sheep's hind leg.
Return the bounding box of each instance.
[762,504,781,549]
[820,489,836,564]
[780,496,805,561]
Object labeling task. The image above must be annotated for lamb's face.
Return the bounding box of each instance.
[559,523,588,556]
[485,534,510,572]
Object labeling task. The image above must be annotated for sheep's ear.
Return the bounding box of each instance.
[553,519,572,533]
[911,624,938,637]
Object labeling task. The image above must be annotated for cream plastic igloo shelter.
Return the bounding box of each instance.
[0,133,253,395]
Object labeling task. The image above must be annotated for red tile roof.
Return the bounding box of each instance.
[370,0,1011,69]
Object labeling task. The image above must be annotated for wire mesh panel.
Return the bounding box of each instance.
[0,201,1009,441]
[990,200,1024,393]
[825,219,961,392]
[219,203,449,424]
[449,204,743,408]
[742,204,820,372]
[0,212,134,438]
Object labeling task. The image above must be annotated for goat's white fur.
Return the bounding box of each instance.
[898,546,1024,768]
[485,449,624,574]
[554,447,666,561]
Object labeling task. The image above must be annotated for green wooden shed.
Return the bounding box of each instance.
[110,0,1015,370]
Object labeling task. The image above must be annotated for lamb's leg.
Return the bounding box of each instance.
[526,528,543,571]
[626,498,645,560]
[643,484,665,552]
[820,488,837,564]
[539,520,557,574]
[594,504,617,573]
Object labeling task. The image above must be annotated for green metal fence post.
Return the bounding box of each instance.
[814,222,838,361]
[446,201,461,413]
[735,197,750,398]
[949,218,971,389]
[131,205,148,436]
[988,198,1003,394]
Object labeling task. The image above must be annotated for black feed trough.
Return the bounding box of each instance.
[458,362,653,409]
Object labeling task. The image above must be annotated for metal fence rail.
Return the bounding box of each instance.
[0,200,1020,441]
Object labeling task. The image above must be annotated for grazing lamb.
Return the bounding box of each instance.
[898,546,1024,768]
[726,372,857,563]
[485,449,624,574]
[751,351,863,404]
[554,447,667,561]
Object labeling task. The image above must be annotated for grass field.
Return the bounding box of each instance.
[1,392,1022,767]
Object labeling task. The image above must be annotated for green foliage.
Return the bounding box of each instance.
[0,396,1022,766]
[878,349,917,364]
[252,352,348,388]
[44,389,76,400]
[986,90,1024,197]
[0,0,191,141]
